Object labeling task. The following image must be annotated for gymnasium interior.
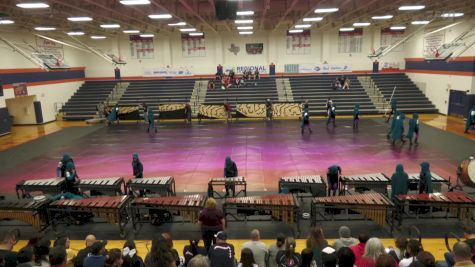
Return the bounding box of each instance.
[0,0,475,266]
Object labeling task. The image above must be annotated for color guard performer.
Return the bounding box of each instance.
[407,113,420,145]
[327,165,342,196]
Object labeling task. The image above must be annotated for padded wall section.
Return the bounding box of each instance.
[0,68,85,86]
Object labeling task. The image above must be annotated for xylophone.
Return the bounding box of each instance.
[279,175,327,197]
[130,194,206,228]
[223,194,300,234]
[0,197,50,230]
[407,172,449,192]
[340,173,390,195]
[16,178,64,198]
[393,191,475,227]
[208,176,247,199]
[311,193,393,230]
[126,176,176,196]
[48,195,130,236]
[78,177,126,196]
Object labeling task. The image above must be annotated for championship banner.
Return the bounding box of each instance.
[286,30,310,55]
[338,28,363,53]
[380,28,405,52]
[298,64,352,73]
[36,37,64,61]
[224,65,267,74]
[423,29,445,57]
[13,83,28,97]
[246,43,263,55]
[181,34,206,57]
[143,66,193,77]
[130,35,154,59]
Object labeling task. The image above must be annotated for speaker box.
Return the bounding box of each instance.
[34,101,43,124]
[215,0,237,20]
[0,80,3,97]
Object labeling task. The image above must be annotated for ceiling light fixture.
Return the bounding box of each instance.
[123,30,140,33]
[148,14,172,19]
[239,31,253,35]
[411,20,430,25]
[234,19,253,24]
[390,26,406,30]
[288,29,304,33]
[100,24,121,28]
[67,31,85,36]
[119,0,151,5]
[399,5,425,11]
[295,24,311,28]
[91,36,106,39]
[339,27,354,32]
[139,34,154,37]
[303,17,323,22]
[441,13,464,18]
[180,28,196,32]
[314,8,338,13]
[16,2,49,9]
[353,22,370,27]
[167,22,186,26]
[237,26,253,30]
[236,11,254,16]
[189,32,204,36]
[67,17,93,22]
[35,27,56,31]
[0,20,14,25]
[371,15,393,20]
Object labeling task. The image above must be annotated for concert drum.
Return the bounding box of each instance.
[460,157,475,188]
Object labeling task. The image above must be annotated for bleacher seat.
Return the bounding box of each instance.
[289,75,378,115]
[62,81,117,121]
[370,73,438,113]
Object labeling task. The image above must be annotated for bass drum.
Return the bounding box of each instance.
[460,157,475,188]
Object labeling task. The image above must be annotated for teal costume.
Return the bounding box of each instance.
[419,162,433,194]
[56,154,74,177]
[407,113,420,145]
[390,164,409,200]
[52,192,83,200]
[147,108,157,133]
[386,99,397,123]
[107,104,119,124]
[327,165,342,196]
[353,104,360,129]
[465,105,475,133]
[64,162,79,195]
[391,112,405,145]
[327,105,336,127]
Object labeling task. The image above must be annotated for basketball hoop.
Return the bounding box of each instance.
[371,48,376,55]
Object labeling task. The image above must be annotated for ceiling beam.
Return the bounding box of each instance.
[178,0,217,33]
[273,0,301,31]
[259,0,271,30]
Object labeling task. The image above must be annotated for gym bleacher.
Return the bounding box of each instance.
[61,81,117,121]
[370,73,438,113]
[288,75,378,115]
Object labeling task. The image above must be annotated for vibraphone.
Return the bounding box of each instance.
[78,177,126,196]
[340,173,390,195]
[208,176,247,199]
[130,194,206,228]
[223,194,300,234]
[407,172,449,192]
[0,197,50,230]
[279,175,327,197]
[16,178,64,198]
[311,193,393,230]
[126,176,176,196]
[393,191,475,227]
[48,195,130,236]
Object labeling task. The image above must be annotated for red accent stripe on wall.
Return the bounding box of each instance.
[405,69,475,76]
[0,67,86,74]
[2,78,85,89]
[405,56,475,62]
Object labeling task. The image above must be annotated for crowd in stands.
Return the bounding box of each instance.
[331,76,350,90]
[1,222,474,267]
[209,69,260,90]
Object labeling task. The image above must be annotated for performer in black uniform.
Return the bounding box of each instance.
[266,99,273,121]
[224,156,238,197]
[327,165,342,196]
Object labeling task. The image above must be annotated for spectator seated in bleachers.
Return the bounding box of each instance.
[387,236,408,263]
[332,226,358,252]
[208,79,215,90]
[73,234,97,267]
[215,72,222,81]
[301,248,316,267]
[254,70,260,80]
[338,247,356,267]
[356,237,386,267]
[376,254,397,267]
[332,78,341,90]
[144,234,177,267]
[50,246,67,267]
[209,231,236,267]
[307,227,328,267]
[105,248,123,267]
[184,240,208,266]
[416,251,436,267]
[54,236,76,264]
[450,242,474,267]
[342,78,351,90]
[268,233,286,267]
[242,229,268,267]
[188,255,210,267]
[33,237,51,267]
[444,226,475,267]
[122,240,144,267]
[83,241,107,267]
[399,239,423,267]
[352,234,370,264]
[0,229,20,267]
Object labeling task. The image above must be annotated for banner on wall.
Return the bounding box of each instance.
[338,28,363,53]
[299,64,352,73]
[246,43,263,54]
[224,65,268,74]
[423,30,445,57]
[13,83,28,97]
[286,30,310,55]
[130,35,154,59]
[36,37,64,60]
[380,28,405,52]
[181,34,206,57]
[143,66,193,77]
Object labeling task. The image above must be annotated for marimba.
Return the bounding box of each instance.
[78,177,126,196]
[127,176,176,196]
[223,194,300,234]
[340,173,390,195]
[48,195,130,236]
[130,194,206,228]
[393,191,475,227]
[311,193,393,230]
[0,197,50,230]
[407,172,449,192]
[279,175,327,197]
[16,178,64,198]
[208,176,247,199]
